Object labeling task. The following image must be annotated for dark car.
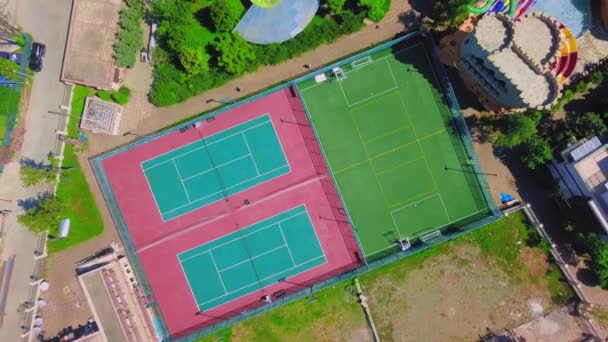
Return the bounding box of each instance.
[0,51,22,65]
[29,42,46,72]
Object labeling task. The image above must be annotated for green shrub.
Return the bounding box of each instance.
[14,34,25,47]
[359,0,389,22]
[590,71,605,85]
[328,0,346,14]
[97,90,112,101]
[111,87,131,105]
[521,136,552,170]
[494,111,542,148]
[210,0,245,32]
[0,58,20,81]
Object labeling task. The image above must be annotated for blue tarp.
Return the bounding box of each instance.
[234,0,319,45]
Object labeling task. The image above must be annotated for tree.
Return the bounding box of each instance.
[425,0,472,31]
[111,87,131,105]
[179,47,210,75]
[210,0,245,32]
[495,111,542,148]
[568,112,608,140]
[212,33,257,76]
[581,233,608,289]
[328,0,346,14]
[358,0,388,22]
[521,136,552,170]
[19,165,57,187]
[113,3,144,68]
[18,197,66,234]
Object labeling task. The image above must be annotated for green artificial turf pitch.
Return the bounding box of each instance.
[298,43,489,258]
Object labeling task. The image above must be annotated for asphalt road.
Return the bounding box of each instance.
[0,1,72,340]
[12,0,72,161]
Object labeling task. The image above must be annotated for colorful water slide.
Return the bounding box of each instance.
[469,0,534,19]
[468,0,497,14]
[556,24,578,83]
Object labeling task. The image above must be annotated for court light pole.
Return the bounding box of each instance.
[279,118,310,127]
[122,131,143,138]
[277,278,316,301]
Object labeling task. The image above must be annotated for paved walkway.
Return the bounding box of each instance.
[44,0,419,335]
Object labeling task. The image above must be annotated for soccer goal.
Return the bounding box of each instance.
[397,238,411,252]
[351,56,372,69]
[332,67,346,81]
[420,229,442,243]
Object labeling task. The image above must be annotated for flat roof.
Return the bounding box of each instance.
[61,0,121,89]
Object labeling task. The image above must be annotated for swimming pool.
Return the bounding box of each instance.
[532,0,591,38]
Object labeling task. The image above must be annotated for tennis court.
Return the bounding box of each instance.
[178,205,326,312]
[141,114,290,221]
[298,42,490,259]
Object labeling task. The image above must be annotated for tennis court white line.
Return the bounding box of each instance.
[277,222,296,267]
[209,252,228,294]
[298,43,425,93]
[241,133,260,176]
[180,154,252,182]
[198,255,327,306]
[177,257,199,312]
[142,119,269,171]
[173,160,192,203]
[162,164,289,216]
[178,209,308,258]
[216,243,287,273]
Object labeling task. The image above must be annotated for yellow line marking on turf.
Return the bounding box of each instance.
[334,128,446,175]
[364,126,410,144]
[374,157,425,177]
[350,111,393,208]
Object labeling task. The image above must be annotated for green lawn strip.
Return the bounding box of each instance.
[49,144,103,252]
[48,85,102,252]
[197,279,368,342]
[68,85,95,137]
[0,86,21,141]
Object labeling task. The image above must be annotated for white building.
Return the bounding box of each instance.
[550,137,608,233]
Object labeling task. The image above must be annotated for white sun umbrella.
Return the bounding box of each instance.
[34,317,43,326]
[39,281,49,292]
[58,218,70,238]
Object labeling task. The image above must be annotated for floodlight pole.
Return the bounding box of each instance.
[319,215,350,224]
[122,131,143,138]
[444,166,497,176]
[280,118,310,127]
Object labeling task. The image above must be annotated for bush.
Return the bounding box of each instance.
[111,87,131,105]
[426,0,471,31]
[20,165,56,187]
[359,0,389,22]
[521,136,552,170]
[328,0,346,14]
[210,0,245,32]
[580,233,608,289]
[567,112,608,139]
[97,90,112,101]
[14,34,25,47]
[494,111,542,148]
[590,71,605,85]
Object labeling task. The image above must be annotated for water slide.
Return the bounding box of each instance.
[468,0,521,19]
[557,25,578,83]
[468,0,497,14]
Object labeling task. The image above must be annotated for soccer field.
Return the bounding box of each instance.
[298,42,490,259]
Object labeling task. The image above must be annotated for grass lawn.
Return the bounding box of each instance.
[0,86,22,142]
[198,212,573,341]
[48,85,102,252]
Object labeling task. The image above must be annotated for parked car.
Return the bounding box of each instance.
[29,42,46,72]
[0,51,22,65]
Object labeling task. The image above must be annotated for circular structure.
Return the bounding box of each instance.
[251,0,283,8]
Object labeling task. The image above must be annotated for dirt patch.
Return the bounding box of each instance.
[520,247,551,278]
[365,244,555,341]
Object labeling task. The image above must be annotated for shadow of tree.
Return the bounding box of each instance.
[17,192,53,211]
[398,10,423,32]
[19,157,47,169]
[407,0,432,18]
[576,266,599,287]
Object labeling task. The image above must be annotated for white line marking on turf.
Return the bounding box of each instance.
[277,222,296,267]
[209,251,228,294]
[242,132,260,176]
[173,160,192,203]
[438,193,451,222]
[390,193,441,239]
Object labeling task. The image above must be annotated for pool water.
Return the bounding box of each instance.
[532,0,591,38]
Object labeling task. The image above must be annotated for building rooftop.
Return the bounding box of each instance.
[61,0,121,90]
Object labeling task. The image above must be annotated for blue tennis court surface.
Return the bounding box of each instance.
[178,205,326,311]
[141,114,290,221]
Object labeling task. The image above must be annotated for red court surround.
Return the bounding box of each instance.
[101,89,362,337]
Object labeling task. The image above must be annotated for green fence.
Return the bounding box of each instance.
[90,30,501,341]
